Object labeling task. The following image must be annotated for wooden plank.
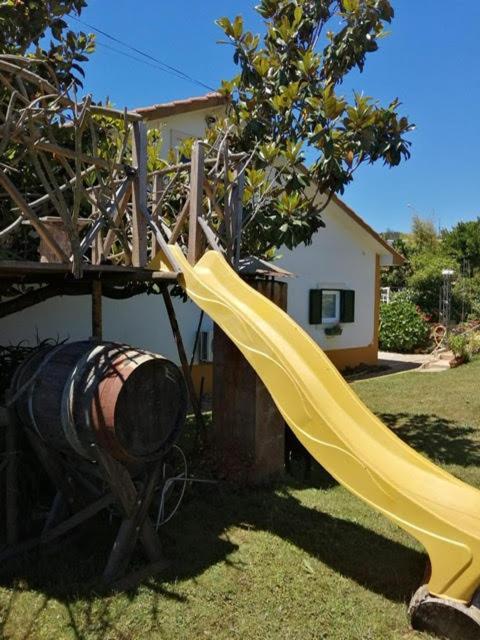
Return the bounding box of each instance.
[142,207,181,273]
[198,217,222,252]
[102,183,132,257]
[91,280,102,340]
[187,141,205,265]
[0,261,178,283]
[32,141,128,174]
[223,142,233,264]
[0,493,115,562]
[102,461,163,583]
[25,166,96,211]
[233,170,245,269]
[42,493,115,544]
[78,178,132,256]
[149,152,246,178]
[168,197,190,245]
[24,429,80,510]
[151,173,162,259]
[92,446,163,576]
[131,121,148,267]
[90,105,142,122]
[0,169,69,262]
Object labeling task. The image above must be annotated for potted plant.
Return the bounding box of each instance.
[324,324,343,337]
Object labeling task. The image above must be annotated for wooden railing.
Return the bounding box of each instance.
[0,56,248,279]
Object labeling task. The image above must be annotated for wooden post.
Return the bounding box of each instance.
[213,278,288,483]
[131,121,148,267]
[91,203,103,265]
[233,169,245,269]
[223,142,233,264]
[151,173,163,259]
[187,141,205,265]
[162,287,205,439]
[91,280,102,340]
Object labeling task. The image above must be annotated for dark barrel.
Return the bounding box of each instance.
[12,341,187,463]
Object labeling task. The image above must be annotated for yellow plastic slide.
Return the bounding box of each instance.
[171,246,480,604]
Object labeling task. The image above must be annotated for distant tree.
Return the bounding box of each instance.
[441,218,480,275]
[213,0,413,257]
[410,215,438,253]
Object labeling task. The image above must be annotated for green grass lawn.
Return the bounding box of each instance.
[1,358,480,639]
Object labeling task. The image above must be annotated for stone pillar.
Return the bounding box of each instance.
[212,278,287,484]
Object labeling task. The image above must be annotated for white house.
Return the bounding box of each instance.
[136,93,403,372]
[0,93,402,392]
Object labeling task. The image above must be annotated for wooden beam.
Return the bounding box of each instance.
[151,173,162,259]
[0,261,178,280]
[102,182,132,258]
[131,121,148,267]
[25,165,96,211]
[187,141,205,265]
[141,206,180,273]
[0,168,68,262]
[89,105,142,122]
[198,217,222,252]
[32,140,129,174]
[78,177,132,257]
[233,170,245,269]
[162,287,205,439]
[168,197,190,245]
[149,152,246,178]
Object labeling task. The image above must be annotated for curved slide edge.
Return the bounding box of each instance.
[172,247,480,604]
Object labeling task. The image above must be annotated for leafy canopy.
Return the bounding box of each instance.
[213,0,413,256]
[0,0,94,87]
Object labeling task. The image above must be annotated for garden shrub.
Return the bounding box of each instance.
[448,334,471,363]
[379,298,430,352]
[469,332,480,355]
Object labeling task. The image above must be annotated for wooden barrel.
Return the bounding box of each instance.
[12,341,187,463]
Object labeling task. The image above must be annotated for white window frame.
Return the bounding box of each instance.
[322,289,341,324]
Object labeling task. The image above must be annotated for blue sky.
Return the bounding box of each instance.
[67,1,480,233]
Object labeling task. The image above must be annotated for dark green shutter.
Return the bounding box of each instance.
[309,289,323,324]
[340,290,355,323]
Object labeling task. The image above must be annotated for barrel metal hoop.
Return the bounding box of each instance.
[20,344,71,442]
[61,343,112,458]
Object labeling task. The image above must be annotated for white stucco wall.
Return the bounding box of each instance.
[148,106,223,160]
[0,291,210,362]
[0,102,389,362]
[277,198,379,352]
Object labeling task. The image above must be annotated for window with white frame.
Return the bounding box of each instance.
[321,290,340,324]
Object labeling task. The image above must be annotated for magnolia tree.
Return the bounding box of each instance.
[210,0,413,257]
[0,0,413,266]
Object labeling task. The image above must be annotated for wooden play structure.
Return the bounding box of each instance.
[0,54,257,584]
[2,55,480,639]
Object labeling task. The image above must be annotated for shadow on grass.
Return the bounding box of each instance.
[0,483,425,620]
[5,410,464,636]
[377,412,480,467]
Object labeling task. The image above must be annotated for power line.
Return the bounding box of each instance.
[95,40,196,85]
[69,14,215,92]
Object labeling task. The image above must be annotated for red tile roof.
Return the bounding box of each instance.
[135,92,227,120]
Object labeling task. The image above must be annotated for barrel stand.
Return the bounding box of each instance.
[1,418,168,589]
